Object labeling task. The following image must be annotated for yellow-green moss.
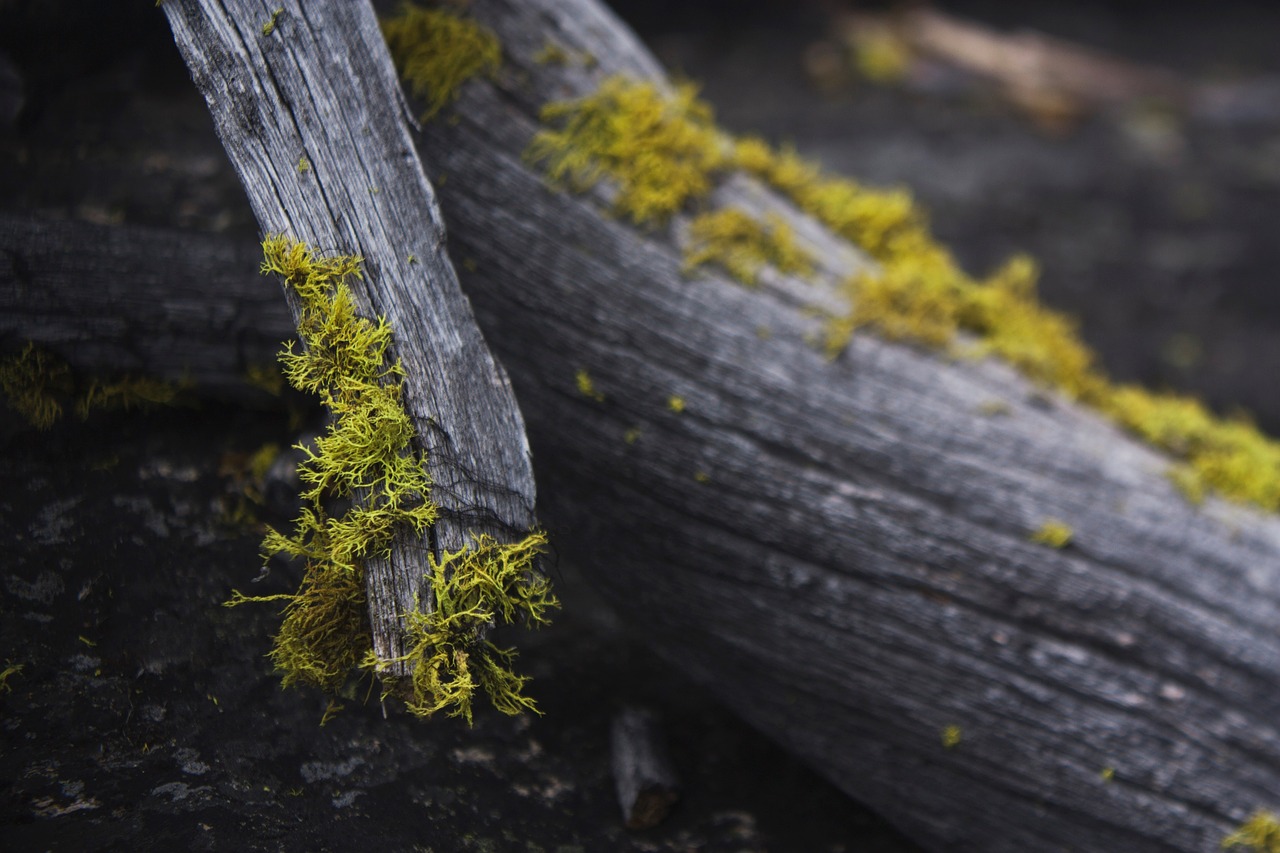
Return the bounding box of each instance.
[0,342,70,428]
[850,28,913,84]
[941,724,962,749]
[534,41,570,66]
[244,363,285,396]
[1030,519,1073,549]
[74,377,178,419]
[527,74,1280,513]
[1224,811,1280,852]
[382,3,501,122]
[0,661,23,693]
[391,532,556,724]
[0,342,181,429]
[683,208,813,286]
[668,395,686,413]
[261,7,283,37]
[575,369,604,402]
[526,77,728,226]
[232,237,553,721]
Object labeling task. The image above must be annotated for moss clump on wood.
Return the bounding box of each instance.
[382,3,501,122]
[527,74,1280,514]
[527,77,727,226]
[1224,811,1280,852]
[683,208,813,286]
[1029,519,1073,549]
[393,532,557,725]
[0,342,70,428]
[232,237,554,722]
[0,341,180,429]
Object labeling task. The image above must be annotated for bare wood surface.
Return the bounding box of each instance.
[160,0,537,674]
[0,212,290,403]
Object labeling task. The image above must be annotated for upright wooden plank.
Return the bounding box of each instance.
[161,0,537,674]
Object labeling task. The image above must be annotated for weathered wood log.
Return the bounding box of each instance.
[397,1,1280,850]
[159,0,537,677]
[610,707,680,830]
[0,212,291,404]
[7,3,1280,850]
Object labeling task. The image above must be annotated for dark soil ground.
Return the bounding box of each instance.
[4,1,1279,851]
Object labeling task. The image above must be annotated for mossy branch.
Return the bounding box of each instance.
[238,237,553,721]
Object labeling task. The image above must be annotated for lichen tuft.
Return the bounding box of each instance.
[0,342,70,429]
[527,76,728,226]
[1224,811,1280,852]
[382,3,501,121]
[1029,519,1073,549]
[234,237,554,722]
[683,208,813,286]
[392,532,556,724]
[527,74,1280,514]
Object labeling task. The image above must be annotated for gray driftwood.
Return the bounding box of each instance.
[160,0,537,675]
[610,707,680,830]
[403,1,1280,851]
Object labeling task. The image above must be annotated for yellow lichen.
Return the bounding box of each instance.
[526,76,728,226]
[850,28,913,84]
[527,74,1280,514]
[382,3,501,122]
[732,127,1280,512]
[230,237,554,721]
[534,41,570,66]
[575,369,604,402]
[74,377,178,419]
[1224,811,1280,852]
[668,395,686,413]
[296,155,311,174]
[1100,766,1115,782]
[0,342,70,429]
[262,7,283,37]
[244,363,285,396]
[683,208,813,286]
[1030,519,1073,549]
[941,724,962,749]
[0,661,23,693]
[392,532,556,724]
[0,342,181,428]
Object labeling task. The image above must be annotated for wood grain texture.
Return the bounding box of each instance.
[397,0,1280,849]
[0,213,290,403]
[161,0,537,675]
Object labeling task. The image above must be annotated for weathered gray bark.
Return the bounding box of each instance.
[159,0,538,676]
[8,1,1280,850]
[407,1,1280,851]
[0,213,290,404]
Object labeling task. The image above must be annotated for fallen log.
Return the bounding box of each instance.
[0,212,289,404]
[400,1,1280,850]
[159,0,544,710]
